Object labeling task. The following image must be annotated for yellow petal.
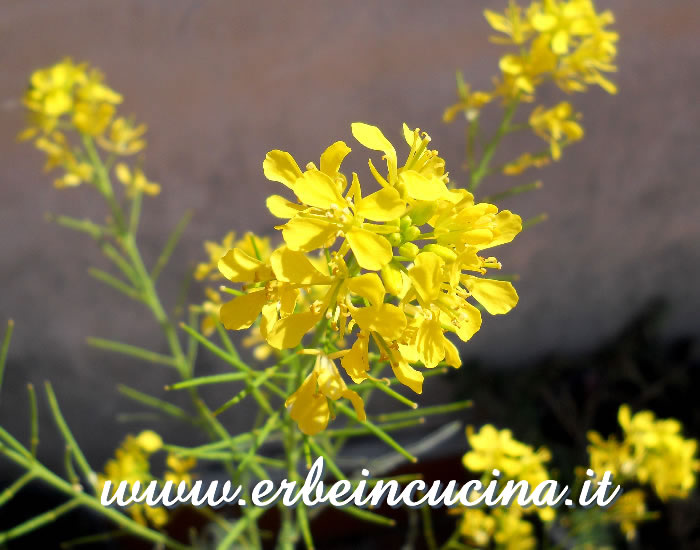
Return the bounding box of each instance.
[391,358,424,394]
[278,285,299,317]
[281,217,337,251]
[551,29,569,55]
[340,336,370,384]
[463,276,518,315]
[342,389,367,422]
[115,163,131,184]
[355,187,406,221]
[266,195,304,218]
[531,12,557,31]
[408,252,444,303]
[320,141,351,179]
[478,210,522,249]
[270,247,332,285]
[346,228,392,271]
[219,290,267,330]
[399,170,449,201]
[218,248,267,282]
[263,150,302,189]
[352,304,406,341]
[452,302,482,342]
[380,262,404,296]
[484,10,510,33]
[293,170,345,209]
[416,318,445,369]
[351,122,397,184]
[443,338,462,369]
[287,372,329,435]
[347,273,385,306]
[265,310,321,349]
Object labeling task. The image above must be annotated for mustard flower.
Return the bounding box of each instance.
[98,431,169,528]
[115,163,160,197]
[218,123,521,432]
[285,354,366,435]
[604,489,654,541]
[587,405,699,501]
[98,117,147,155]
[464,425,555,521]
[529,101,583,160]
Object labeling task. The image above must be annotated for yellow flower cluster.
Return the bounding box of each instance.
[97,431,196,528]
[444,0,617,174]
[20,58,156,197]
[588,405,699,501]
[216,123,521,434]
[463,425,555,522]
[458,506,536,550]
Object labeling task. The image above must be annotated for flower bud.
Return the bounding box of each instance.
[402,226,421,242]
[387,232,402,247]
[423,244,457,262]
[398,242,419,259]
[407,202,436,226]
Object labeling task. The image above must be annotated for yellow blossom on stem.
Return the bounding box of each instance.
[115,163,160,197]
[529,101,583,160]
[217,122,521,430]
[285,354,366,435]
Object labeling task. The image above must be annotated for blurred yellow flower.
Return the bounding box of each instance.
[115,163,160,197]
[529,101,583,160]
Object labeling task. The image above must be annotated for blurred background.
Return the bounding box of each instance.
[1,0,699,548]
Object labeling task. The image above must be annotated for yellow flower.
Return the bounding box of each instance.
[495,35,557,98]
[443,75,493,123]
[97,431,168,528]
[458,506,536,550]
[604,489,654,541]
[459,508,496,547]
[98,117,147,155]
[115,163,160,197]
[529,101,583,160]
[492,507,536,550]
[198,288,223,336]
[164,454,197,487]
[266,146,405,271]
[484,0,534,45]
[502,152,551,175]
[34,132,94,188]
[242,326,275,362]
[20,58,88,136]
[464,425,555,521]
[285,354,366,435]
[196,232,238,281]
[218,123,521,425]
[618,405,699,500]
[587,405,699,501]
[475,0,618,102]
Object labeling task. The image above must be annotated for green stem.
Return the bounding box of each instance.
[0,319,14,397]
[469,100,519,191]
[45,382,96,489]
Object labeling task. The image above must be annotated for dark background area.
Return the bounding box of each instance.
[0,1,699,548]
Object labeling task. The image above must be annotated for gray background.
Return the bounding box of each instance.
[1,0,699,470]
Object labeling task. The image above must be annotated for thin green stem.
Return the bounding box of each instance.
[45,382,96,489]
[151,209,193,282]
[0,319,15,397]
[27,384,38,457]
[88,337,178,368]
